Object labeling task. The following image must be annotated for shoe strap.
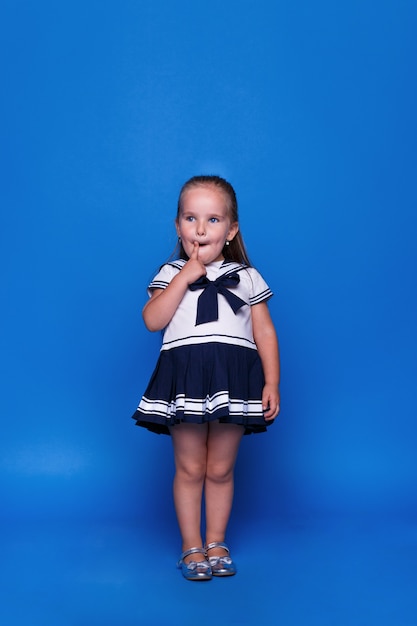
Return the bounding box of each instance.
[205,541,230,554]
[180,547,207,561]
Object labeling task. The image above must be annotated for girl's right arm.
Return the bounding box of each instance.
[142,242,206,332]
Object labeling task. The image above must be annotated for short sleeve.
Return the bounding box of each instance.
[147,262,182,296]
[245,267,273,305]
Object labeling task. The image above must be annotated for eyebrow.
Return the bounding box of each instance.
[181,211,225,219]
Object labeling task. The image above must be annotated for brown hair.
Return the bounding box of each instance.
[175,175,251,266]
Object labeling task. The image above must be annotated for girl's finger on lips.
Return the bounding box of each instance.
[191,241,199,258]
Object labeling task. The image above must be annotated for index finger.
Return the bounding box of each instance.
[190,241,199,259]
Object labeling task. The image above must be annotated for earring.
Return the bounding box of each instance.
[178,236,181,242]
[225,240,230,246]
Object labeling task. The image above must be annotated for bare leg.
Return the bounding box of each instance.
[170,423,208,562]
[204,421,244,557]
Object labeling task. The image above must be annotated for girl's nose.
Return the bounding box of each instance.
[196,221,206,236]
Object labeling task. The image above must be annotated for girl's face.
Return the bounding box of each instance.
[176,186,239,264]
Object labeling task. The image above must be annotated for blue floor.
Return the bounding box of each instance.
[1,514,417,625]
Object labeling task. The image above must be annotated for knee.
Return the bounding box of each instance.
[206,461,233,484]
[176,459,206,484]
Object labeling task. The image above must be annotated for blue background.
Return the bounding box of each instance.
[1,1,417,624]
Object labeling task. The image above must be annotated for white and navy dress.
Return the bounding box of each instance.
[132,259,274,435]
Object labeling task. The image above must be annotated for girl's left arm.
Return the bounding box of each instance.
[251,302,280,420]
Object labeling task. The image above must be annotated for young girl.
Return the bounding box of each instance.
[132,175,280,581]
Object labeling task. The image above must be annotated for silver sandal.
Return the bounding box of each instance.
[177,547,212,581]
[205,542,237,577]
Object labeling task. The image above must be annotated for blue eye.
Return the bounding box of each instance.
[209,217,219,223]
[185,216,195,222]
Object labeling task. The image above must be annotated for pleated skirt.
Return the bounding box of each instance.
[131,342,274,435]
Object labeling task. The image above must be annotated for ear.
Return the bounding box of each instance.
[175,218,180,238]
[227,221,239,242]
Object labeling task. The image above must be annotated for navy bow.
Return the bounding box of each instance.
[189,272,247,325]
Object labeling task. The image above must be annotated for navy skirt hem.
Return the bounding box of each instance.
[131,411,273,436]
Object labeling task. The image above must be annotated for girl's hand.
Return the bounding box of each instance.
[181,242,207,284]
[262,383,280,420]
[142,242,206,332]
